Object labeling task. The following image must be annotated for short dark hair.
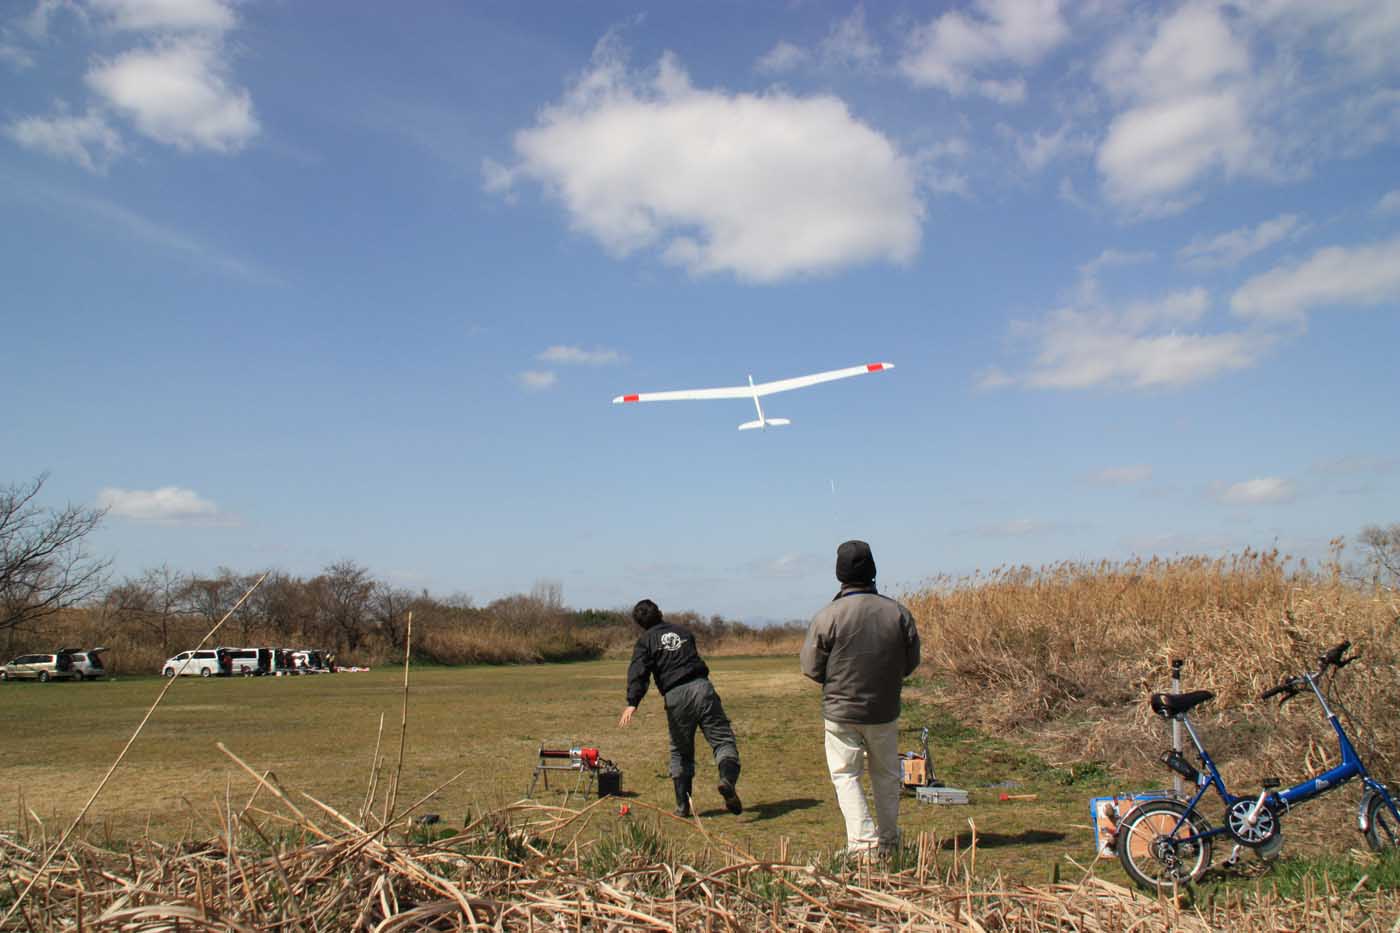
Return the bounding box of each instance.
[632,599,663,629]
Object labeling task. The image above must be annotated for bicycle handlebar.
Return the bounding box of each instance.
[1260,678,1302,702]
[1260,640,1358,703]
[1322,641,1352,668]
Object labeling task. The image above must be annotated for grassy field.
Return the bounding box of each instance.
[5,649,1396,897]
[1,657,1132,882]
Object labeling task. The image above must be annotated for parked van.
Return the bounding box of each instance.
[63,647,107,680]
[1,652,82,682]
[225,648,254,675]
[162,649,223,677]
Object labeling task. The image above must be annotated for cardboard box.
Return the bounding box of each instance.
[1089,792,1172,856]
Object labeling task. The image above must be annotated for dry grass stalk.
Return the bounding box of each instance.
[0,572,269,929]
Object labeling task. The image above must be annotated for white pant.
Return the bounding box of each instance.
[823,718,902,851]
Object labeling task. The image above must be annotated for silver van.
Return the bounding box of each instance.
[1,653,83,682]
[63,647,108,681]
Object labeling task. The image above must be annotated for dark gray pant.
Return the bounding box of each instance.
[663,678,739,779]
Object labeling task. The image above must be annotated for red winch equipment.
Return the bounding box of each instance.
[526,744,622,802]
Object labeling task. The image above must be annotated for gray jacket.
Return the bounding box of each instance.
[800,585,921,724]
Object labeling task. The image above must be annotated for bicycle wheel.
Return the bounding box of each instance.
[1364,793,1400,851]
[1117,799,1214,892]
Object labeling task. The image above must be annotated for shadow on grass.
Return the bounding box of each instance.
[699,797,823,820]
[938,829,1067,850]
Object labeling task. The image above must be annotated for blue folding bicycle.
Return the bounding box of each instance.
[1117,641,1400,892]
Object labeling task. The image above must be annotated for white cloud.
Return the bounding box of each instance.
[1377,190,1400,214]
[1213,476,1296,505]
[753,8,880,76]
[89,0,235,34]
[0,43,36,69]
[1179,213,1306,268]
[820,7,880,71]
[1015,123,1091,172]
[1230,235,1400,322]
[518,370,558,390]
[23,0,76,40]
[912,137,972,197]
[98,485,227,523]
[899,0,1069,101]
[1095,4,1262,210]
[1240,0,1400,79]
[742,552,826,579]
[1096,3,1248,104]
[86,37,258,152]
[755,40,807,75]
[496,39,922,283]
[7,0,256,165]
[1026,325,1262,389]
[1075,246,1153,298]
[537,345,625,366]
[1087,465,1152,486]
[1098,91,1257,211]
[1057,175,1090,210]
[5,108,122,171]
[1006,273,1268,390]
[971,519,1058,537]
[973,366,1015,390]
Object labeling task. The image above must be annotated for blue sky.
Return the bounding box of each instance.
[2,0,1397,621]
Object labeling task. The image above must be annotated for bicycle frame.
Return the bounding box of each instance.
[1162,671,1399,847]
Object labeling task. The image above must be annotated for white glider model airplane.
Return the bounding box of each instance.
[612,362,894,430]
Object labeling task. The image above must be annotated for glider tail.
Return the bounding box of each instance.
[738,418,791,430]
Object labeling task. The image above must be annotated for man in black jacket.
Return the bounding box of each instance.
[619,599,742,817]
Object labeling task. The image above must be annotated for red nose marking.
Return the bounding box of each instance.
[866,363,884,372]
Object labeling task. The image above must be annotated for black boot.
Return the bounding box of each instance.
[672,776,693,818]
[717,759,742,815]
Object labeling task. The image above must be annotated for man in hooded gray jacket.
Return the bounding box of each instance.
[800,540,920,855]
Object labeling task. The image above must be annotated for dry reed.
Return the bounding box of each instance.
[3,778,1396,931]
[903,550,1400,785]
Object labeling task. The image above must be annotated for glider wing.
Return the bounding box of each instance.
[751,362,893,397]
[612,384,755,403]
[612,362,893,404]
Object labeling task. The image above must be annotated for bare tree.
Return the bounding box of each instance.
[317,560,374,653]
[489,580,566,632]
[105,565,190,655]
[530,579,564,611]
[245,570,307,640]
[1358,523,1400,587]
[372,583,413,655]
[1,474,110,639]
[181,568,246,637]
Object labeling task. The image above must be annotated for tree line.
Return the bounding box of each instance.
[5,473,1396,664]
[2,474,800,666]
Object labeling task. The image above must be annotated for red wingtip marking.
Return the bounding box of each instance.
[866,363,883,372]
[623,394,639,402]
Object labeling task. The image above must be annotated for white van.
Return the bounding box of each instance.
[162,649,223,677]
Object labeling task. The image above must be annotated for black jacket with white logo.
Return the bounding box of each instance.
[625,622,710,706]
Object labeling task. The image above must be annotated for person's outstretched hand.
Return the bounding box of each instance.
[618,705,637,728]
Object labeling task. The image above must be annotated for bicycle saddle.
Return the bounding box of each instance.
[1151,690,1215,717]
